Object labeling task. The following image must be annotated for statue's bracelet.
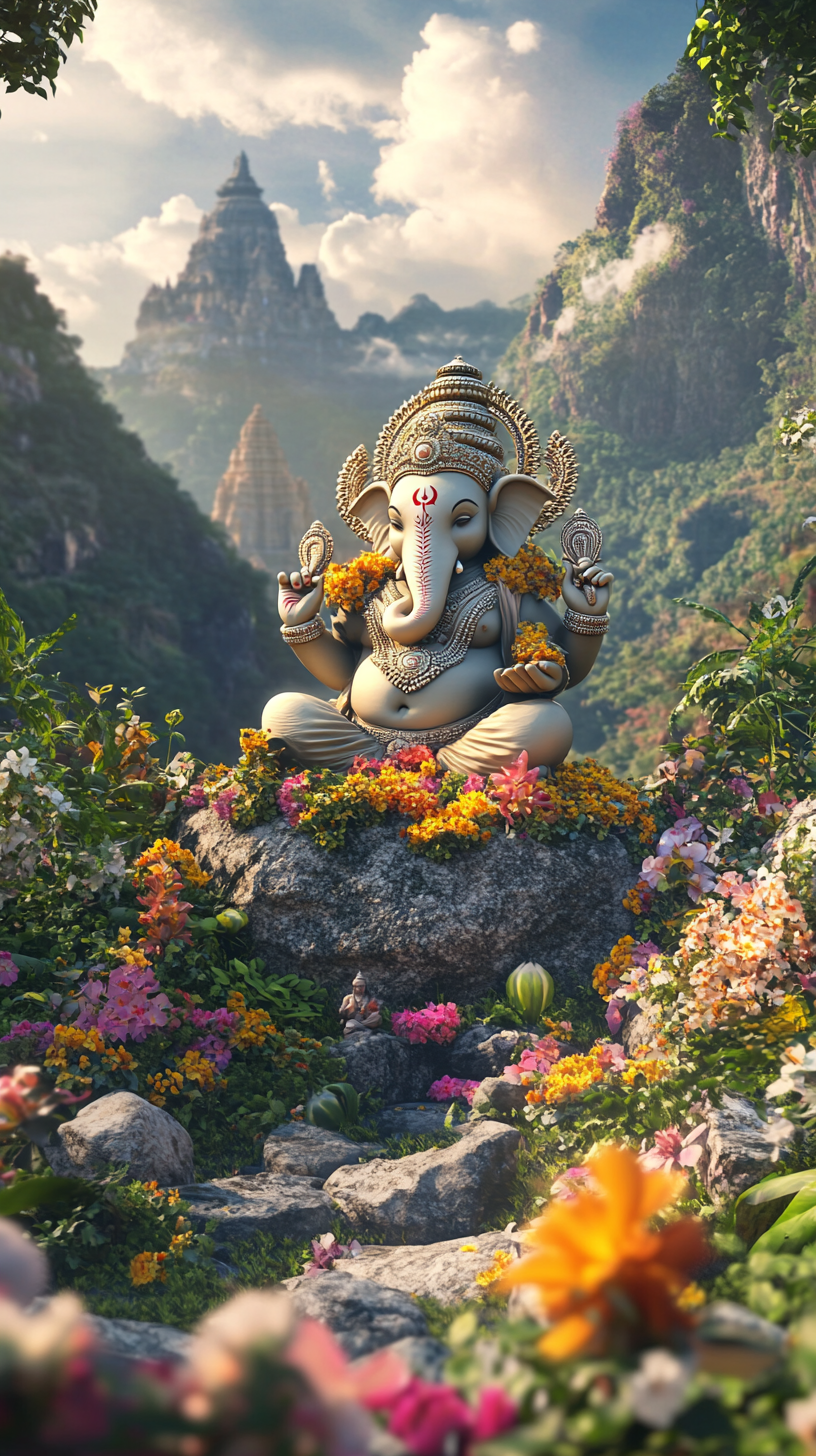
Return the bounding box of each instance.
[280,617,325,644]
[563,607,610,636]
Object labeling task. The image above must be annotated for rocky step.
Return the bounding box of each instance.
[180,1173,335,1244]
[285,1229,516,1305]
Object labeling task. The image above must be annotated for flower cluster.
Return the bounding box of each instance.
[510,620,567,667]
[187,731,285,828]
[502,1034,561,1083]
[484,542,565,601]
[427,1075,480,1104]
[323,550,397,612]
[391,1002,461,1045]
[593,934,637,997]
[542,759,657,843]
[490,749,556,826]
[474,1248,514,1288]
[672,868,814,1031]
[134,859,193,957]
[45,1025,137,1089]
[641,816,717,903]
[134,837,212,889]
[74,961,173,1043]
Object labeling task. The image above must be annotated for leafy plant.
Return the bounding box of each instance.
[0,0,97,104]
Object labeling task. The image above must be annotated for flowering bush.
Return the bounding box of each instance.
[391,1002,461,1045]
[426,1074,480,1104]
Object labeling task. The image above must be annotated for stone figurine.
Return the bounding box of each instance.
[339,974,382,1037]
[262,357,613,774]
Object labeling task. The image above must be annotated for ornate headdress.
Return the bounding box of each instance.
[337,356,577,540]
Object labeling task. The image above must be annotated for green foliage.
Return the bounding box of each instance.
[0,256,296,764]
[0,0,96,103]
[304,1081,359,1131]
[685,1,816,154]
[670,570,816,774]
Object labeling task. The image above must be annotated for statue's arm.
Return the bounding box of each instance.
[277,569,357,691]
[535,556,614,688]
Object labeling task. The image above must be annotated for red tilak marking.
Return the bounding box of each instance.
[413,482,438,507]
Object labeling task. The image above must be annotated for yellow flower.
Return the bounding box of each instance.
[323,552,397,613]
[511,621,566,668]
[130,1251,168,1287]
[484,543,565,601]
[474,1248,514,1287]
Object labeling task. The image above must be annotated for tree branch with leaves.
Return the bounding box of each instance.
[0,0,97,108]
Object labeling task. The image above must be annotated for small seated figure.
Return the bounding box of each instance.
[339,973,382,1037]
[263,356,614,776]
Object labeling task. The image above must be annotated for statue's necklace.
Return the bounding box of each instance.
[365,575,497,693]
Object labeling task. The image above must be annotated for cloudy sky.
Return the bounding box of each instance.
[1,0,695,365]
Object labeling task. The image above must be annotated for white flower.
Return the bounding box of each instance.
[761,594,792,619]
[804,516,816,530]
[0,747,37,779]
[627,1348,692,1429]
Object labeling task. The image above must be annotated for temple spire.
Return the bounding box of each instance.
[217,151,262,200]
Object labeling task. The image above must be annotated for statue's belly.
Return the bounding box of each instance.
[350,646,503,729]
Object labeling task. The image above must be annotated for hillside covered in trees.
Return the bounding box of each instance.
[0,256,308,763]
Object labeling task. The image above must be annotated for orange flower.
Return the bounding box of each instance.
[500,1145,708,1360]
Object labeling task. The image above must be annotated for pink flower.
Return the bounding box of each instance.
[605,999,623,1034]
[385,1377,473,1456]
[516,1036,560,1077]
[277,772,308,827]
[212,785,239,821]
[550,1166,594,1200]
[489,751,555,824]
[0,952,18,988]
[656,816,705,855]
[640,854,669,890]
[757,790,785,817]
[427,1075,480,1105]
[728,776,753,799]
[0,1020,54,1052]
[392,1002,461,1046]
[286,1316,409,1409]
[471,1387,518,1442]
[631,940,661,968]
[595,1040,628,1071]
[184,783,207,808]
[463,773,485,793]
[639,1124,707,1173]
[798,972,816,996]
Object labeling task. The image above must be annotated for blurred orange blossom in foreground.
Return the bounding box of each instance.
[501,1144,709,1360]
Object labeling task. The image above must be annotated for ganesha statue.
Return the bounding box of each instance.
[262,356,613,775]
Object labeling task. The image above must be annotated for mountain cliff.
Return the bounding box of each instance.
[102,154,525,522]
[505,65,816,774]
[0,255,313,763]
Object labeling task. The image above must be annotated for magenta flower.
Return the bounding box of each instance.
[0,952,18,988]
[427,1075,480,1105]
[392,1002,461,1046]
[184,783,207,809]
[605,999,623,1034]
[639,1124,707,1173]
[212,785,239,821]
[728,776,753,800]
[463,773,485,792]
[471,1386,518,1442]
[386,1377,473,1456]
[0,1020,54,1052]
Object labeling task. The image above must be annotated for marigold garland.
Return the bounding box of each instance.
[484,543,565,601]
[323,551,397,613]
[510,621,567,668]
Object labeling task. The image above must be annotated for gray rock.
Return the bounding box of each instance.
[375,1103,465,1139]
[449,1026,522,1081]
[323,1121,520,1243]
[470,1077,527,1120]
[288,1273,427,1358]
[373,1336,449,1383]
[328,1032,443,1104]
[26,1300,191,1363]
[264,1123,381,1179]
[180,810,637,1004]
[45,1091,195,1186]
[704,1094,798,1199]
[770,797,816,885]
[181,1172,334,1243]
[312,1230,516,1304]
[88,1315,192,1362]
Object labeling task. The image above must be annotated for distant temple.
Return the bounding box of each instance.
[211,405,312,576]
[134,152,341,363]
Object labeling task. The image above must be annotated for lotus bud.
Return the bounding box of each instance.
[506,961,554,1022]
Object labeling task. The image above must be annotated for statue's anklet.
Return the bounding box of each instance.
[563,608,609,636]
[281,617,325,644]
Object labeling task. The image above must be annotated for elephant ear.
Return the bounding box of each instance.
[352,481,392,555]
[487,474,557,557]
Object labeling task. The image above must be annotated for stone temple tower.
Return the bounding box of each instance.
[211,405,313,576]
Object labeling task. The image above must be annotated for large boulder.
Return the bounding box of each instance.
[46,1092,195,1186]
[323,1120,520,1243]
[296,1230,516,1305]
[263,1123,381,1180]
[288,1273,428,1358]
[703,1094,797,1199]
[181,1173,335,1244]
[328,1032,443,1103]
[450,1026,523,1081]
[180,810,637,1004]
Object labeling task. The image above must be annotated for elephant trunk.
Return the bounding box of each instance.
[381,515,458,647]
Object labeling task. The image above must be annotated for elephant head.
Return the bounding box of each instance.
[352,469,556,645]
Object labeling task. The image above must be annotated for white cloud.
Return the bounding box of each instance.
[83,0,394,136]
[1,196,202,363]
[316,13,591,318]
[317,159,337,202]
[506,20,540,54]
[268,203,326,271]
[581,222,674,304]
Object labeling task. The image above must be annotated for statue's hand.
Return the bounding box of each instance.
[277,569,325,626]
[494,660,565,695]
[560,557,614,615]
